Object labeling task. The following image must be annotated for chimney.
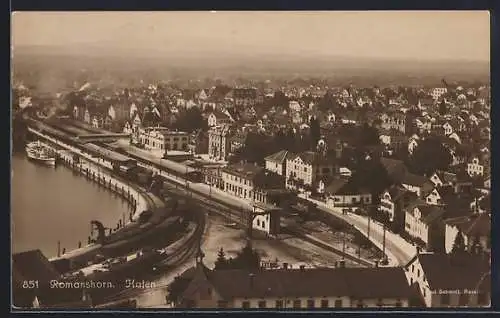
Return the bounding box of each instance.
[374,260,379,268]
[282,262,289,269]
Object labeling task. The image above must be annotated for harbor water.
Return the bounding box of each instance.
[11,153,134,258]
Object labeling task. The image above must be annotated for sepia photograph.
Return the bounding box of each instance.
[11,11,490,310]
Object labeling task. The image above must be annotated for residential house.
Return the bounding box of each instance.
[178,263,413,308]
[470,194,491,215]
[123,121,132,134]
[72,105,79,120]
[285,151,337,190]
[187,130,209,155]
[442,122,455,136]
[430,87,448,100]
[404,252,490,307]
[291,111,304,125]
[251,202,282,236]
[228,130,248,156]
[379,185,418,232]
[129,102,139,119]
[444,213,491,254]
[404,203,446,252]
[401,173,432,197]
[288,101,301,112]
[483,176,490,190]
[379,111,407,134]
[177,89,197,108]
[208,125,233,161]
[91,108,106,129]
[139,127,190,153]
[379,130,409,153]
[221,163,284,205]
[83,108,91,124]
[467,156,490,177]
[423,185,455,206]
[233,88,257,107]
[414,117,432,134]
[325,177,372,208]
[264,150,291,177]
[207,111,234,128]
[407,135,420,155]
[429,170,459,188]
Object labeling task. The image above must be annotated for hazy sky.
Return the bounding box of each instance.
[12,11,490,61]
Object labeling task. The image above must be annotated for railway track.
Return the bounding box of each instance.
[98,209,207,302]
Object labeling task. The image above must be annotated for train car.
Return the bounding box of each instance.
[157,158,203,182]
[100,216,181,257]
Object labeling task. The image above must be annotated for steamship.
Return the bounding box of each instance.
[25,141,56,166]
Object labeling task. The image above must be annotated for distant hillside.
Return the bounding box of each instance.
[12,44,490,88]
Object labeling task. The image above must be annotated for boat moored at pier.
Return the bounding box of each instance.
[25,141,56,166]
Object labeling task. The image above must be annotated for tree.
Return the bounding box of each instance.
[409,137,452,176]
[214,247,228,270]
[438,99,448,116]
[356,123,380,148]
[172,107,208,132]
[451,230,466,254]
[351,158,392,205]
[166,274,192,306]
[309,116,321,150]
[227,241,261,270]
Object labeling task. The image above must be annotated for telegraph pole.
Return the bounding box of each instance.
[382,224,387,262]
[367,214,371,240]
[342,231,346,260]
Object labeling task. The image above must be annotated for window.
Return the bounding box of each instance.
[321,299,329,308]
[242,301,250,309]
[262,221,266,228]
[293,299,301,308]
[307,299,315,308]
[304,167,307,172]
[417,269,420,278]
[217,300,228,308]
[441,294,450,305]
[334,299,342,308]
[257,219,260,226]
[459,293,469,306]
[258,300,266,308]
[275,300,284,308]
